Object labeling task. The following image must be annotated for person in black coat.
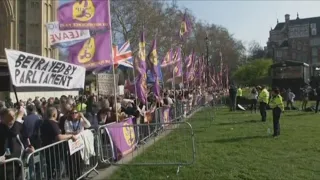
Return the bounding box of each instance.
[0,108,34,180]
[229,83,237,111]
[315,84,320,113]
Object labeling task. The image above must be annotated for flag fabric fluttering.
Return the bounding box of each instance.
[179,12,192,41]
[134,31,147,105]
[92,41,133,73]
[68,32,113,69]
[58,0,111,30]
[184,51,195,82]
[113,41,133,64]
[173,48,182,77]
[160,49,173,67]
[147,39,161,100]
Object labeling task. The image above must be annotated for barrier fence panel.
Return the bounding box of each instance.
[99,121,195,166]
[0,158,25,180]
[26,129,98,180]
[98,123,115,165]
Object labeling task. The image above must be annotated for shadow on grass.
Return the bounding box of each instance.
[214,135,270,143]
[216,120,259,126]
[284,112,310,117]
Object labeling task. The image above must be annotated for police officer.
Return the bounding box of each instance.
[257,85,269,122]
[236,86,242,105]
[269,88,284,137]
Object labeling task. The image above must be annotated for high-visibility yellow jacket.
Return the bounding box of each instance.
[269,94,284,111]
[76,103,87,112]
[237,88,242,97]
[258,88,269,104]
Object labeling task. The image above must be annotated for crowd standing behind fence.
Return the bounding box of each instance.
[0,88,226,180]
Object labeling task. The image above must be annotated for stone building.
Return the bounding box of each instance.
[267,13,320,77]
[0,0,78,101]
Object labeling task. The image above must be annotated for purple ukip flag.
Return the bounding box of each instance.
[58,0,111,30]
[68,32,112,69]
[134,31,147,105]
[179,12,192,41]
[160,107,171,123]
[160,49,173,67]
[106,117,136,159]
[173,47,182,76]
[147,39,161,100]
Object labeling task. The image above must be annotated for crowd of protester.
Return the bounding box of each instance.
[0,86,220,180]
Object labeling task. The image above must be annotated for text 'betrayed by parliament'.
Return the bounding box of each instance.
[14,54,77,87]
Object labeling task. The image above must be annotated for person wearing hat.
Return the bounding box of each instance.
[257,85,269,122]
[269,87,284,137]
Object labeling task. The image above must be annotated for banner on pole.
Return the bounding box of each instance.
[58,0,111,30]
[46,21,90,46]
[5,49,86,89]
[96,73,119,96]
[106,117,136,158]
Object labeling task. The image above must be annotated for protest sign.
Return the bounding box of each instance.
[106,118,136,159]
[5,49,86,89]
[46,21,90,46]
[68,135,84,155]
[96,73,118,96]
[160,107,171,123]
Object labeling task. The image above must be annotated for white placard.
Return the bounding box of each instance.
[97,73,118,96]
[5,49,86,89]
[118,85,124,95]
[46,21,90,46]
[68,135,84,156]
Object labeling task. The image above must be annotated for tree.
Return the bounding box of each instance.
[231,59,273,86]
[110,0,247,80]
[247,40,265,60]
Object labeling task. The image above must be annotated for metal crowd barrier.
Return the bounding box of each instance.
[25,129,98,180]
[108,122,195,166]
[0,158,25,180]
[0,96,212,180]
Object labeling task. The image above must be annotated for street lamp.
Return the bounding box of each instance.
[205,35,210,87]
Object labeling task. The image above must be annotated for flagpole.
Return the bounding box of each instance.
[172,68,177,119]
[132,63,138,110]
[107,1,119,123]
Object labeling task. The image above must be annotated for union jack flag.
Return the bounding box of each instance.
[113,41,133,68]
[92,41,133,73]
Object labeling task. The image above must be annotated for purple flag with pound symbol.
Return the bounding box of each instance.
[67,32,112,69]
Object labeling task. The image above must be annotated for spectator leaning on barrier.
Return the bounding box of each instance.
[22,104,42,149]
[64,107,91,180]
[40,107,77,180]
[0,108,35,180]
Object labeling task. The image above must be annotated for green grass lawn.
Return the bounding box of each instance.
[110,106,320,180]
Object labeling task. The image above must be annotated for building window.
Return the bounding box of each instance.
[276,51,282,57]
[312,57,318,64]
[303,43,308,51]
[302,54,308,63]
[292,52,296,59]
[291,40,296,49]
[312,47,318,56]
[297,42,302,50]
